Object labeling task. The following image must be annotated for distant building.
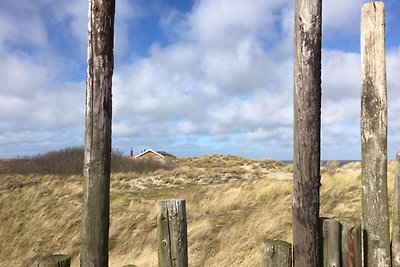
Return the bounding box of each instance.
[134,149,176,160]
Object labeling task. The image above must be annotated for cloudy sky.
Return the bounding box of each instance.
[1,0,400,160]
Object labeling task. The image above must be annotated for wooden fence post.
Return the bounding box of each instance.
[81,0,116,266]
[392,152,400,266]
[32,254,71,267]
[340,218,362,267]
[322,218,340,267]
[293,0,322,266]
[157,199,188,267]
[361,2,391,267]
[261,239,292,267]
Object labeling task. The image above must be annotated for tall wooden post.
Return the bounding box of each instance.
[81,0,115,266]
[361,2,391,266]
[393,153,400,266]
[293,0,322,266]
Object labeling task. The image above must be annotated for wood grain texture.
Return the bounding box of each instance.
[157,199,188,267]
[81,0,115,266]
[322,219,340,267]
[340,218,362,267]
[361,2,390,267]
[392,153,400,266]
[293,0,322,266]
[261,239,292,267]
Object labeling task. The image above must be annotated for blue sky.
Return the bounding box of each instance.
[1,0,400,160]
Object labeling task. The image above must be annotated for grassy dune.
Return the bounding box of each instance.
[0,155,397,266]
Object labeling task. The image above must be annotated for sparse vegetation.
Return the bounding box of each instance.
[0,148,174,175]
[0,152,397,266]
[321,160,340,176]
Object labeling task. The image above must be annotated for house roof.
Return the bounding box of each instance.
[157,151,176,158]
[134,149,165,158]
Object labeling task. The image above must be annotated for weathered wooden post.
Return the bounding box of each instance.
[392,152,400,266]
[340,218,362,267]
[322,218,340,267]
[32,254,71,267]
[361,2,391,267]
[81,0,115,266]
[293,0,322,266]
[261,239,292,267]
[157,199,188,267]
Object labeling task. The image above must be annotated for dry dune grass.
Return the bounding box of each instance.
[0,157,397,266]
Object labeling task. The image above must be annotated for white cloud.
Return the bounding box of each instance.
[0,55,49,99]
[107,0,389,158]
[1,0,399,159]
[187,0,288,49]
[321,49,361,134]
[202,37,273,93]
[44,0,142,58]
[112,3,296,143]
[323,0,368,36]
[0,0,144,157]
[0,3,49,50]
[387,48,400,150]
[322,50,361,100]
[177,120,198,134]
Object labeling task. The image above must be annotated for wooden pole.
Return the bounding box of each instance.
[322,218,340,267]
[340,218,362,267]
[81,0,115,266]
[293,0,322,266]
[261,239,292,267]
[33,254,71,267]
[392,153,400,266]
[361,2,391,267]
[157,199,188,267]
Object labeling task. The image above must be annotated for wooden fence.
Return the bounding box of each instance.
[154,203,363,267]
[32,1,399,267]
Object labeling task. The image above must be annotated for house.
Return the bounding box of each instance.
[134,149,176,160]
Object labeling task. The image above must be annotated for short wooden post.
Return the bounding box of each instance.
[293,0,323,266]
[322,218,340,267]
[157,199,188,267]
[32,254,71,267]
[392,153,400,266]
[361,2,391,267]
[340,218,362,267]
[261,239,292,267]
